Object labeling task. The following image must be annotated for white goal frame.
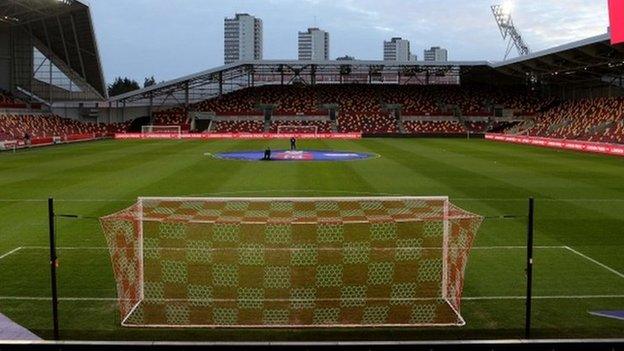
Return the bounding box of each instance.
[141,125,182,135]
[276,125,318,135]
[137,196,454,327]
[101,196,485,328]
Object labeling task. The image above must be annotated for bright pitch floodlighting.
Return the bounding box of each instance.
[491,2,530,59]
[501,0,514,16]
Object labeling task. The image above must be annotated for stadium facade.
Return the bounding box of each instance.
[104,32,622,122]
[0,1,622,128]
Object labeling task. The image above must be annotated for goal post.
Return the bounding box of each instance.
[276,125,318,135]
[141,125,182,135]
[100,196,483,328]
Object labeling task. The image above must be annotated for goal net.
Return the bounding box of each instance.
[277,125,318,135]
[100,197,482,328]
[141,125,182,135]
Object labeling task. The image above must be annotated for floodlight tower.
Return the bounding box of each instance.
[491,3,531,60]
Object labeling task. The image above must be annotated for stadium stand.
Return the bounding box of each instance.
[0,113,130,142]
[519,97,624,144]
[465,121,490,133]
[0,89,27,109]
[4,87,623,144]
[403,120,467,134]
[337,112,399,133]
[105,120,134,134]
[153,108,190,131]
[149,84,550,135]
[212,119,265,133]
[270,119,332,133]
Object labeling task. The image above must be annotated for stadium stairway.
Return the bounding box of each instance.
[508,119,535,135]
[397,118,407,134]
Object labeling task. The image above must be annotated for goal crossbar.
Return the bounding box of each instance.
[100,196,483,328]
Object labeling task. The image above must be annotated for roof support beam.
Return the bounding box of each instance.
[69,13,86,80]
[3,0,76,25]
[554,52,591,66]
[55,17,70,66]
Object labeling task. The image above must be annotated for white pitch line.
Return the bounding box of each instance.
[455,198,624,202]
[2,197,624,203]
[462,295,624,301]
[19,245,569,251]
[0,296,116,302]
[589,311,624,321]
[564,246,624,280]
[0,294,623,302]
[471,246,566,250]
[0,199,132,203]
[22,246,108,251]
[0,247,22,260]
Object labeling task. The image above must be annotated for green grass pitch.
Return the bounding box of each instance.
[0,138,623,341]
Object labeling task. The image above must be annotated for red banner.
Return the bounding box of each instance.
[1,135,104,151]
[115,133,362,140]
[610,0,624,44]
[31,137,55,146]
[485,134,624,157]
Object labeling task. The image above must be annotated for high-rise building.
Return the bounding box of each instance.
[424,46,448,62]
[224,13,263,64]
[298,28,330,61]
[384,37,411,61]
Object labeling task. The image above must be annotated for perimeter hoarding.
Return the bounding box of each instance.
[485,134,624,157]
[115,133,362,140]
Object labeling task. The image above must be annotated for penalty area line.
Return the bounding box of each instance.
[462,294,624,301]
[455,198,624,202]
[0,199,133,203]
[0,247,22,260]
[564,246,624,280]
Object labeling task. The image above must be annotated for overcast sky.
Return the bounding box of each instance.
[88,0,610,85]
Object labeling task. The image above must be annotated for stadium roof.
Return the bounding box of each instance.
[0,0,107,100]
[109,60,492,105]
[492,33,624,85]
[110,32,624,106]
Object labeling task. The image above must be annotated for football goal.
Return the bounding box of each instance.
[100,196,482,328]
[141,125,182,135]
[276,125,318,135]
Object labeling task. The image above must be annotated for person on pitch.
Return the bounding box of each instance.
[290,136,297,151]
[23,132,31,148]
[263,147,272,161]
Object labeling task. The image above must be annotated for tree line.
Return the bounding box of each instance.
[107,76,159,97]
